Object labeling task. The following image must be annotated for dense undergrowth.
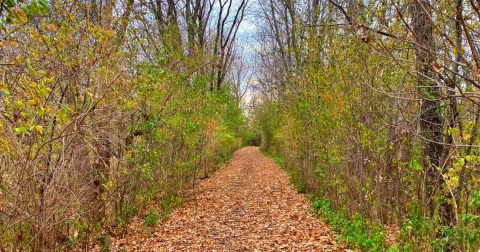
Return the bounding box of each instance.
[0,1,250,250]
[256,104,480,251]
[263,151,388,251]
[263,150,480,251]
[249,0,480,250]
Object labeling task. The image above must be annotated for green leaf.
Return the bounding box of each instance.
[0,89,11,95]
[408,159,423,171]
[14,126,28,134]
[58,108,70,123]
[146,121,157,128]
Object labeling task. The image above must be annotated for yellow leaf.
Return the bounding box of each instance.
[14,100,24,107]
[34,125,43,134]
[104,29,115,38]
[37,107,45,116]
[12,7,28,24]
[26,99,37,106]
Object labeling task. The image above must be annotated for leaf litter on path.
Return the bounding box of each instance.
[107,147,340,251]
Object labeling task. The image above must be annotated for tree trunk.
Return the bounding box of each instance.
[411,0,454,226]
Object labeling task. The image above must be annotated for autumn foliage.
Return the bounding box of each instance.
[4,0,480,251]
[0,0,248,250]
[250,0,480,250]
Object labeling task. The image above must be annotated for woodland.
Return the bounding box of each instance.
[1,0,480,251]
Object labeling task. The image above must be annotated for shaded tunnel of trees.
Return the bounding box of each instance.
[2,0,480,251]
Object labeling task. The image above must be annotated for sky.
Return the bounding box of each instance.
[234,1,261,112]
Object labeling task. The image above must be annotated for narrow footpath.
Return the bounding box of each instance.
[109,147,339,251]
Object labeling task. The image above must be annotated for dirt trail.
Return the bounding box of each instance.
[109,147,339,251]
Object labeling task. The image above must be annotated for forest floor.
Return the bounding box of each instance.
[104,147,340,251]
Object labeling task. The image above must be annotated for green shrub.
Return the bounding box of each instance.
[143,211,160,227]
[296,180,307,194]
[160,194,184,219]
[310,197,386,251]
[261,150,286,168]
[98,235,110,252]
